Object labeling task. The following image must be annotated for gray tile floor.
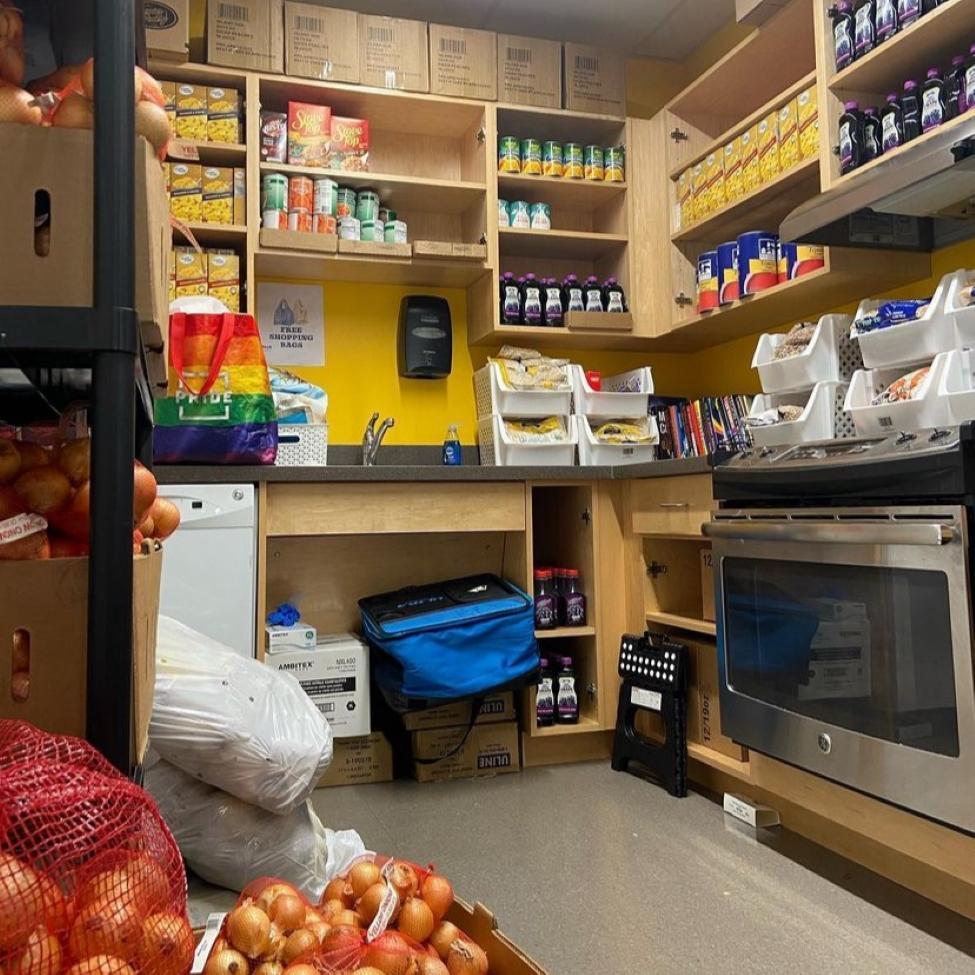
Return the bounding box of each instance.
[190,762,975,975]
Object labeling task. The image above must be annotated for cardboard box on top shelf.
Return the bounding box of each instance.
[412,720,521,783]
[395,691,516,732]
[144,0,190,61]
[563,42,625,117]
[207,0,283,73]
[429,24,497,101]
[701,547,715,623]
[357,14,429,92]
[285,2,359,83]
[497,33,561,109]
[319,732,394,787]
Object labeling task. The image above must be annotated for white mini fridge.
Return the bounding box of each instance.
[158,484,257,657]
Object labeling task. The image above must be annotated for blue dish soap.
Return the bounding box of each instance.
[442,424,462,466]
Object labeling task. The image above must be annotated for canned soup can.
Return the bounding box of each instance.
[529,201,551,230]
[288,210,312,233]
[521,138,542,176]
[261,173,288,212]
[356,189,380,222]
[508,200,531,229]
[498,199,510,228]
[314,213,337,235]
[604,146,625,182]
[717,241,739,305]
[336,187,357,219]
[288,176,313,212]
[697,250,719,312]
[543,142,563,177]
[779,241,825,281]
[313,178,338,216]
[584,145,604,181]
[338,216,360,240]
[499,135,521,173]
[737,231,779,296]
[563,143,583,179]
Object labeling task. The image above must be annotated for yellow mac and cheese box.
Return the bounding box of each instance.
[677,169,692,229]
[202,167,234,224]
[169,163,203,221]
[741,124,760,192]
[798,85,819,160]
[207,252,241,312]
[723,136,743,203]
[758,111,780,183]
[691,162,707,221]
[174,246,207,299]
[175,83,207,141]
[704,151,725,213]
[207,87,241,144]
[778,98,800,170]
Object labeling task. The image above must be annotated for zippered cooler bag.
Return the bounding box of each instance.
[359,574,539,701]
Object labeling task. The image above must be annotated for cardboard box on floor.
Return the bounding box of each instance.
[399,691,515,732]
[429,24,497,101]
[358,14,429,92]
[207,0,283,73]
[144,0,190,61]
[447,899,549,975]
[319,732,393,787]
[412,720,521,782]
[0,546,163,766]
[284,2,359,83]
[563,42,625,116]
[497,33,561,108]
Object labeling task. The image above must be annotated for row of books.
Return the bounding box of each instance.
[650,395,754,460]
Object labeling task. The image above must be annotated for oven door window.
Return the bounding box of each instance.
[723,558,960,757]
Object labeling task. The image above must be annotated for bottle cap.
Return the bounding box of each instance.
[865,106,877,115]
[836,1,851,10]
[566,568,580,578]
[525,272,535,280]
[886,92,899,103]
[926,67,940,79]
[843,100,859,111]
[606,277,617,285]
[539,657,550,668]
[559,656,573,666]
[952,55,965,67]
[904,79,918,91]
[533,568,552,580]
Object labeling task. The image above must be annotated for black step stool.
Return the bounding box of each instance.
[611,631,689,797]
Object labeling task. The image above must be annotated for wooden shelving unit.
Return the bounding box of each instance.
[183,221,248,247]
[530,716,603,737]
[536,626,597,639]
[498,227,628,260]
[646,611,716,637]
[498,173,627,208]
[167,139,247,166]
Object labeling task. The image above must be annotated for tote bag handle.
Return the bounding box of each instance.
[169,312,238,397]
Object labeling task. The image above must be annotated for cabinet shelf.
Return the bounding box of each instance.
[688,742,751,779]
[181,221,247,247]
[499,227,627,260]
[529,715,603,738]
[496,103,626,143]
[470,322,652,351]
[646,611,716,636]
[168,139,247,167]
[498,172,627,209]
[536,626,597,639]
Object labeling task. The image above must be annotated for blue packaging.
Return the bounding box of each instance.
[737,231,779,296]
[717,242,740,305]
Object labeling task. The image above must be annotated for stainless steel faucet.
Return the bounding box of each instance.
[362,412,395,466]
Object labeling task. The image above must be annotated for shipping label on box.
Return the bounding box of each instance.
[202,167,233,225]
[758,111,780,183]
[358,14,429,92]
[798,85,819,160]
[430,24,497,101]
[778,98,800,170]
[497,33,561,108]
[207,87,241,144]
[412,721,520,783]
[319,732,393,787]
[287,101,331,168]
[175,84,206,142]
[400,692,515,732]
[144,0,190,61]
[208,0,283,73]
[741,124,760,192]
[563,42,624,116]
[285,2,359,83]
[169,164,202,221]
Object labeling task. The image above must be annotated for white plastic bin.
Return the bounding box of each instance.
[274,423,328,466]
[844,354,951,437]
[473,361,573,418]
[477,415,577,467]
[851,273,957,370]
[751,315,855,394]
[938,348,975,425]
[575,415,659,466]
[746,382,851,448]
[942,268,975,347]
[570,366,654,418]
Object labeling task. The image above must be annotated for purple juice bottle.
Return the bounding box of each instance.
[521,272,543,325]
[500,271,521,324]
[563,569,587,626]
[555,656,579,724]
[880,93,904,152]
[921,67,946,133]
[536,657,555,727]
[947,55,966,120]
[902,79,921,141]
[533,569,557,630]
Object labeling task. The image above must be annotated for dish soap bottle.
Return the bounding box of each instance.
[853,0,875,59]
[862,105,882,162]
[543,277,564,327]
[921,67,946,133]
[564,273,585,313]
[556,656,580,724]
[442,424,462,466]
[603,278,627,313]
[536,657,555,727]
[901,79,921,141]
[838,101,863,175]
[521,273,543,325]
[831,2,855,71]
[874,0,897,44]
[583,275,604,312]
[500,272,521,324]
[880,93,904,152]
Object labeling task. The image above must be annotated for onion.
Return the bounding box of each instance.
[445,941,487,975]
[281,967,317,975]
[14,466,71,515]
[204,949,250,975]
[0,440,22,483]
[260,923,286,963]
[68,894,142,962]
[12,629,29,671]
[136,99,170,154]
[428,923,461,962]
[361,934,416,975]
[322,878,355,909]
[124,855,171,913]
[253,965,283,975]
[53,92,93,129]
[415,957,449,975]
[14,924,61,975]
[281,928,317,964]
[138,913,194,975]
[306,920,329,943]
[269,895,305,934]
[348,862,382,900]
[0,853,47,950]
[303,908,325,927]
[319,924,362,965]
[388,863,420,902]
[57,438,90,485]
[66,957,137,975]
[420,875,454,924]
[357,969,388,975]
[16,442,51,472]
[11,670,29,702]
[227,905,271,959]
[356,882,388,924]
[397,899,434,943]
[47,482,89,541]
[256,883,300,916]
[0,83,41,124]
[319,899,346,923]
[132,465,157,526]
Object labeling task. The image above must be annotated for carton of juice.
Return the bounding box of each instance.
[704,151,726,213]
[325,117,370,172]
[778,98,800,170]
[677,169,692,229]
[234,168,247,225]
[207,87,241,144]
[758,111,780,183]
[169,163,203,221]
[723,137,743,203]
[741,124,760,192]
[175,84,207,142]
[202,167,234,224]
[691,162,707,220]
[287,101,331,168]
[798,85,819,160]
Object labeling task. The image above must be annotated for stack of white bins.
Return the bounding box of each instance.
[474,360,577,466]
[569,366,658,465]
[845,269,975,436]
[748,314,857,446]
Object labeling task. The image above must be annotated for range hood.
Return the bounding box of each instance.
[781,114,975,252]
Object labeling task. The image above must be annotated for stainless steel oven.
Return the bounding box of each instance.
[706,502,975,833]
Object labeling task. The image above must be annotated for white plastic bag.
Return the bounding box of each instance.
[151,616,333,815]
[145,758,364,899]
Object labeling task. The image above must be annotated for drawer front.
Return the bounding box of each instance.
[629,474,714,537]
[267,482,526,536]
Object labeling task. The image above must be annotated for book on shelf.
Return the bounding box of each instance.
[650,394,753,460]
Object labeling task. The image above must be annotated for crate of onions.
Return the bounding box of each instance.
[201,857,546,975]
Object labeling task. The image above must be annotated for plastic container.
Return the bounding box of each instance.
[473,362,573,418]
[737,232,779,296]
[751,314,855,393]
[575,414,659,465]
[274,423,328,466]
[747,381,851,447]
[697,250,719,311]
[477,414,578,466]
[570,365,654,418]
[942,268,975,345]
[717,241,739,304]
[938,349,975,425]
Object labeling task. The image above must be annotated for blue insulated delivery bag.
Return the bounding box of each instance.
[359,574,539,700]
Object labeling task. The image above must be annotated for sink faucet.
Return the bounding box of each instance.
[362,412,395,466]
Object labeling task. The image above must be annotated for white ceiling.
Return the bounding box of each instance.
[316,0,737,60]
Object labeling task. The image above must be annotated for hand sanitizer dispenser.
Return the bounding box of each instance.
[398,295,452,379]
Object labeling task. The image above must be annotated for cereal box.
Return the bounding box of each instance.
[161,80,177,136]
[287,101,331,167]
[778,98,800,170]
[723,137,743,203]
[234,168,247,225]
[207,252,240,285]
[207,86,241,144]
[677,169,692,229]
[691,162,707,220]
[175,83,207,142]
[169,163,203,221]
[758,111,780,183]
[704,151,725,213]
[798,85,819,160]
[202,167,233,224]
[325,116,370,172]
[261,111,287,162]
[174,246,206,283]
[741,124,760,192]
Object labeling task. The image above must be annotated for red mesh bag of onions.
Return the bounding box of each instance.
[0,723,192,975]
[0,719,120,778]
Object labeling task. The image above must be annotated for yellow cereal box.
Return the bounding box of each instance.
[798,85,819,160]
[207,87,241,144]
[161,80,177,136]
[233,168,247,225]
[169,164,202,221]
[778,98,800,170]
[208,284,240,312]
[202,166,233,224]
[741,124,760,192]
[704,151,725,213]
[677,169,692,229]
[175,84,207,142]
[174,246,206,284]
[758,111,780,183]
[207,253,240,285]
[723,137,743,203]
[691,162,707,220]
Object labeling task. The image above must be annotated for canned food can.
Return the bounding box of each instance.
[260,173,288,212]
[498,199,510,228]
[563,143,584,179]
[360,219,381,242]
[529,201,551,231]
[542,141,563,177]
[508,200,531,229]
[378,207,395,225]
[778,241,824,282]
[697,250,719,312]
[314,213,337,235]
[338,216,361,240]
[737,231,779,296]
[313,178,338,216]
[604,146,625,182]
[498,135,521,173]
[520,138,542,176]
[288,209,312,233]
[288,176,313,212]
[385,219,408,244]
[356,189,380,222]
[584,145,604,181]
[262,208,285,230]
[336,187,357,219]
[717,241,739,305]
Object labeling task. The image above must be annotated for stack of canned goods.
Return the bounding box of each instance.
[499,199,551,231]
[498,135,625,183]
